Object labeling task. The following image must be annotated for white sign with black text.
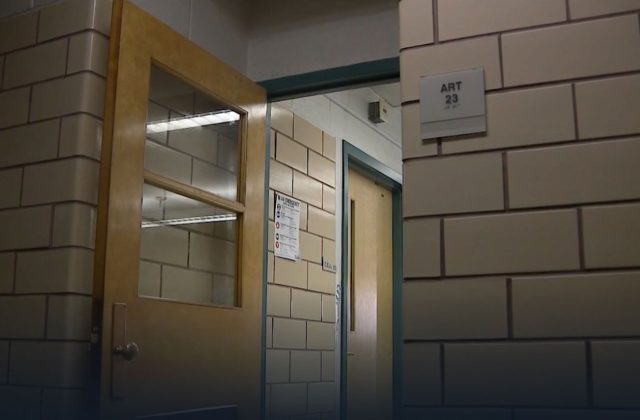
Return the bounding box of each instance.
[274,193,301,261]
[420,67,487,139]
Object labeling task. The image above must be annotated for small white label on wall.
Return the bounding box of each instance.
[420,67,487,139]
[322,258,337,273]
[274,193,301,261]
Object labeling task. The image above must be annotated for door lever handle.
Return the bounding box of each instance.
[113,342,140,361]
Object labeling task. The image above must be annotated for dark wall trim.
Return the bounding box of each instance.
[261,104,272,420]
[259,57,400,101]
[340,141,403,420]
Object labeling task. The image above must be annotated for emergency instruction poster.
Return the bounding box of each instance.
[274,193,301,260]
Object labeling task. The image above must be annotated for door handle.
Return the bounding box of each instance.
[112,303,137,398]
[113,342,140,361]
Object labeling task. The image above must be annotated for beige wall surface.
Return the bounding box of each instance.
[0,0,111,418]
[400,0,640,418]
[266,106,338,420]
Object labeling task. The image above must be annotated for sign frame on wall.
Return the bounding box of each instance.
[274,192,301,261]
[419,67,487,140]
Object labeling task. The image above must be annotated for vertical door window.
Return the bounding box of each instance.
[138,65,244,307]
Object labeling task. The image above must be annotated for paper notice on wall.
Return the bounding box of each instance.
[274,193,301,261]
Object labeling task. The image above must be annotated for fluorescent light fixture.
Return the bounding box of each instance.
[141,214,237,229]
[147,110,240,134]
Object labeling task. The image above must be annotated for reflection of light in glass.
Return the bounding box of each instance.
[146,110,240,133]
[141,214,236,229]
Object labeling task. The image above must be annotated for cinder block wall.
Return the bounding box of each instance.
[399,1,640,418]
[266,106,338,420]
[0,0,111,418]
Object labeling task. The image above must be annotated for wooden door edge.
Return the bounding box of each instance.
[91,0,124,415]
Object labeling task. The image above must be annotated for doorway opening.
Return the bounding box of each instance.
[264,75,403,419]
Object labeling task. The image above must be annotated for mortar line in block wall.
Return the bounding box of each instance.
[400,69,640,107]
[26,86,33,123]
[0,111,104,133]
[3,383,88,392]
[0,293,93,300]
[64,37,71,75]
[17,166,25,209]
[432,0,439,44]
[404,403,640,410]
[268,284,335,297]
[404,266,640,282]
[268,315,335,324]
[405,336,640,344]
[56,118,62,158]
[565,0,571,20]
[577,208,586,270]
[186,233,191,268]
[273,159,336,190]
[0,28,109,57]
[11,253,18,294]
[402,197,640,221]
[0,157,100,176]
[0,69,107,94]
[571,83,580,139]
[586,340,594,406]
[48,202,55,246]
[439,218,446,277]
[1,201,100,217]
[398,10,640,52]
[43,295,50,339]
[501,152,509,211]
[498,34,505,88]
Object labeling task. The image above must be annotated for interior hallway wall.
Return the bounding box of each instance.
[131,0,400,82]
[0,0,111,417]
[131,0,249,74]
[266,107,339,420]
[399,1,640,418]
[247,0,399,81]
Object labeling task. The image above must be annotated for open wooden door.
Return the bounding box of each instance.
[94,1,266,418]
[346,168,393,420]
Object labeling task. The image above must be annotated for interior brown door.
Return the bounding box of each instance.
[94,1,266,418]
[347,168,393,420]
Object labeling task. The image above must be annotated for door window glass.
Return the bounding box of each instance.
[139,184,237,306]
[145,66,240,200]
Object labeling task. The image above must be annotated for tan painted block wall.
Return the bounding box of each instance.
[267,106,338,420]
[0,0,111,418]
[400,1,640,417]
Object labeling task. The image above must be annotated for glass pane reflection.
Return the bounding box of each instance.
[139,184,237,307]
[145,66,240,200]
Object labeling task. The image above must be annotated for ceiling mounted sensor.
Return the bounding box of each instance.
[368,96,390,124]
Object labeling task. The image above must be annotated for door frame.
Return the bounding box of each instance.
[340,141,403,420]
